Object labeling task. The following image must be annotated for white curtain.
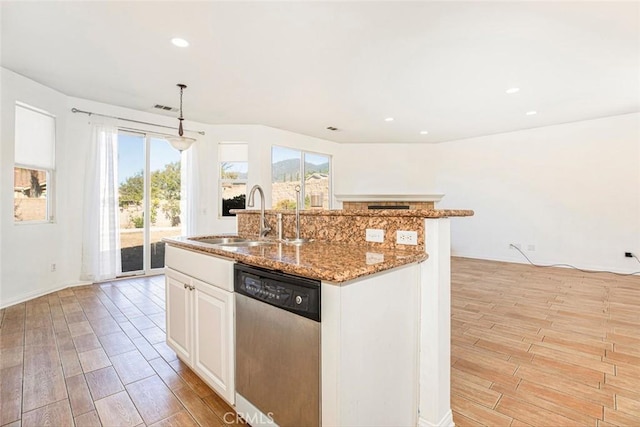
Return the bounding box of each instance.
[81,122,121,281]
[181,142,199,236]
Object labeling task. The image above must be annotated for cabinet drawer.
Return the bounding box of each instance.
[166,245,234,291]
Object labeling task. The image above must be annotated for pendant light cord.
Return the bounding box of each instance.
[178,84,186,136]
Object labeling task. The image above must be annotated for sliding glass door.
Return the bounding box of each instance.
[149,137,182,269]
[117,131,182,276]
[118,132,145,274]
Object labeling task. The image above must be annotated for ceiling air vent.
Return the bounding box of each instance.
[153,104,177,112]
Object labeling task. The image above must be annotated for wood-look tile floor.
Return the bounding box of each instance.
[451,257,640,427]
[0,275,243,427]
[2,259,639,427]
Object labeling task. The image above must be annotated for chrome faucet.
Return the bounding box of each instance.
[247,184,271,238]
[285,185,311,244]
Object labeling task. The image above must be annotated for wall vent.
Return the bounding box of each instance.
[153,104,177,112]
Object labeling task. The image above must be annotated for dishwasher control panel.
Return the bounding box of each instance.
[234,264,320,322]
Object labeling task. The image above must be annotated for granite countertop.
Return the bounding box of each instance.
[230,208,474,218]
[164,236,427,284]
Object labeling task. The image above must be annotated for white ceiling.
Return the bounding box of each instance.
[1,1,639,143]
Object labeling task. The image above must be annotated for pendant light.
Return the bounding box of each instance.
[167,83,196,151]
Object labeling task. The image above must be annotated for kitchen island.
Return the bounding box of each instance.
[164,207,473,427]
[164,236,427,283]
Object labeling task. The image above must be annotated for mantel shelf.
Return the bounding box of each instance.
[334,194,445,203]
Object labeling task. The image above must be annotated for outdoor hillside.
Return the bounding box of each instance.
[272,159,329,181]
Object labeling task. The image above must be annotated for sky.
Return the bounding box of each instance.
[118,133,181,184]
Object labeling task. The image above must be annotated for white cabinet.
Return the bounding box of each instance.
[165,246,235,404]
[166,269,192,362]
[193,277,234,399]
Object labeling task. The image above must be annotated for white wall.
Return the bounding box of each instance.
[1,68,74,307]
[336,113,640,274]
[334,143,438,197]
[435,113,640,274]
[1,68,340,306]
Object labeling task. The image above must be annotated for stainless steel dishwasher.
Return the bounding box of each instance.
[234,263,320,427]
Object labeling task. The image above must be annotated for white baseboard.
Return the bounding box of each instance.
[419,410,454,427]
[67,280,94,288]
[0,280,92,309]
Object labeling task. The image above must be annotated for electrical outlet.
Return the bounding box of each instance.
[50,263,56,272]
[625,252,633,258]
[527,244,536,251]
[397,230,418,245]
[366,228,384,243]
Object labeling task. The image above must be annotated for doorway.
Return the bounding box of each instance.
[117,131,182,276]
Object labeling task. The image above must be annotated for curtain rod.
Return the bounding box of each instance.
[71,107,206,135]
[117,126,180,140]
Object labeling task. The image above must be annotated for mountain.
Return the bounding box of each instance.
[272,159,329,181]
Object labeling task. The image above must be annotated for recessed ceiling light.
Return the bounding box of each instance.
[525,110,537,116]
[506,87,520,94]
[420,130,429,135]
[171,38,189,47]
[384,117,394,122]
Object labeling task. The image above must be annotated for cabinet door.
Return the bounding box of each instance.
[165,268,192,363]
[193,278,235,404]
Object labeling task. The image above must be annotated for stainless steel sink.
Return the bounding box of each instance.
[192,237,251,245]
[220,241,276,247]
[186,236,278,248]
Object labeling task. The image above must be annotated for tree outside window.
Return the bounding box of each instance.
[118,161,182,227]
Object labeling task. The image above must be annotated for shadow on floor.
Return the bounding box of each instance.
[121,242,166,272]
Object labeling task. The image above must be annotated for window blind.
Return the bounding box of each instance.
[15,103,56,169]
[219,142,248,162]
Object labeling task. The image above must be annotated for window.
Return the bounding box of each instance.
[219,142,248,217]
[14,103,56,222]
[271,146,331,210]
